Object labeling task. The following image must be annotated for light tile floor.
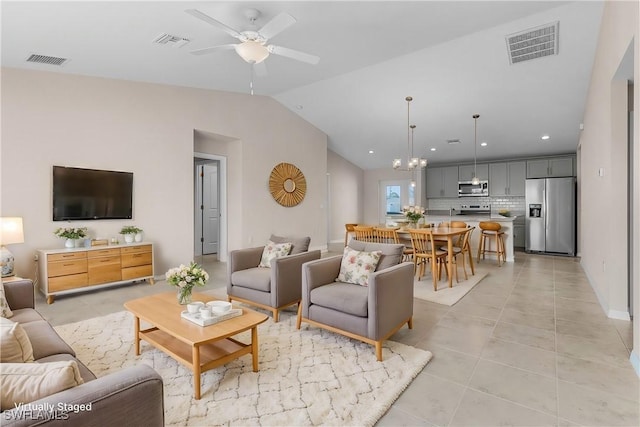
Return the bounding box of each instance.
[34,250,638,426]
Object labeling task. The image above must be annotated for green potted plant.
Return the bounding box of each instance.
[54,227,88,248]
[120,226,142,244]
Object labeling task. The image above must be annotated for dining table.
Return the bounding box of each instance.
[397,226,469,289]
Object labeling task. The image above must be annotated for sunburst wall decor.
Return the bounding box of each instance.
[268,162,306,207]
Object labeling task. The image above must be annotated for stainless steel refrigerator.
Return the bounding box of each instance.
[525,177,576,256]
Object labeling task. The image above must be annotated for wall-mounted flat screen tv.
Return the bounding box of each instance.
[53,166,133,221]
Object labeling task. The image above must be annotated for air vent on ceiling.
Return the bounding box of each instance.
[506,21,559,65]
[26,54,69,66]
[447,139,461,145]
[153,33,190,48]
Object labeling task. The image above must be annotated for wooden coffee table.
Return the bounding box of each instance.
[124,291,268,399]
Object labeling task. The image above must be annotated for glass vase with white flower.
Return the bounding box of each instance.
[401,206,425,228]
[165,262,210,305]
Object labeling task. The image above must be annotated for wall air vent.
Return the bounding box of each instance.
[26,54,69,66]
[446,139,461,145]
[506,21,559,65]
[152,33,190,48]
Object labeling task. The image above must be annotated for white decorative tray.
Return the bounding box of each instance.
[180,308,243,326]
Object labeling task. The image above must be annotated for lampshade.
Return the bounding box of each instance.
[1,217,24,245]
[235,41,269,64]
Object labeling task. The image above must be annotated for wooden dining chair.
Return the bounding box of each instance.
[440,226,475,281]
[344,223,358,246]
[353,225,376,242]
[374,227,414,261]
[408,229,447,291]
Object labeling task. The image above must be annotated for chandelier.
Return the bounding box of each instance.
[393,96,427,171]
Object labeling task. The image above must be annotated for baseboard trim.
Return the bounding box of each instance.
[310,244,328,253]
[607,309,631,321]
[631,349,640,378]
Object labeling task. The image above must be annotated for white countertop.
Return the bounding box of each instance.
[423,214,517,222]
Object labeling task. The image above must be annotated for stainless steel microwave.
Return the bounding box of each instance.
[458,181,489,197]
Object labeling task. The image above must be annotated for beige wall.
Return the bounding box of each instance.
[1,68,328,278]
[327,149,364,243]
[578,0,639,372]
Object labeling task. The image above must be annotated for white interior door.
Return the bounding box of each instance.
[379,180,414,224]
[203,163,219,254]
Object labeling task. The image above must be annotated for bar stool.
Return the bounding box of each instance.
[477,221,506,266]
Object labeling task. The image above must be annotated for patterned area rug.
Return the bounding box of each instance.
[55,310,431,426]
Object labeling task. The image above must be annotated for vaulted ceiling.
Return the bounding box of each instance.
[1,1,605,169]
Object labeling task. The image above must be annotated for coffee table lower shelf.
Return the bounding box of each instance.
[137,327,257,399]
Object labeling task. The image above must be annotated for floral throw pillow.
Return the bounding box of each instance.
[336,247,382,287]
[258,240,293,268]
[0,283,13,318]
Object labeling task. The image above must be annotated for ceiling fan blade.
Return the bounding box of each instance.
[185,9,243,40]
[190,44,237,56]
[268,45,320,65]
[258,13,296,41]
[254,61,268,77]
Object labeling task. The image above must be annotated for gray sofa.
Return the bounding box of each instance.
[296,240,415,361]
[1,279,164,427]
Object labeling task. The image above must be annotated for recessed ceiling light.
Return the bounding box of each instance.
[480,142,488,147]
[368,150,374,154]
[295,105,303,110]
[541,135,550,140]
[430,148,436,151]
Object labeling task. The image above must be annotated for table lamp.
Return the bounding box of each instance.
[1,217,24,277]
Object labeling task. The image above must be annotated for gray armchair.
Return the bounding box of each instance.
[228,235,321,322]
[296,241,414,361]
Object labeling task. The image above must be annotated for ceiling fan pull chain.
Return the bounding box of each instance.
[250,64,255,96]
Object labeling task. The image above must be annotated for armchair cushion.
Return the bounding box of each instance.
[230,267,271,292]
[347,240,404,271]
[310,282,368,317]
[336,247,382,287]
[270,234,311,255]
[258,240,292,268]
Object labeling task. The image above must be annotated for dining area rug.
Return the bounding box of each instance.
[55,310,432,426]
[412,265,490,306]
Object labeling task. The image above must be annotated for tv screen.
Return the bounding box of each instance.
[53,166,133,221]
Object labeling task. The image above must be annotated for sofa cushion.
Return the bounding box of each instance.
[8,308,45,324]
[0,360,84,411]
[38,354,97,383]
[336,247,381,287]
[20,320,76,360]
[231,268,271,292]
[1,317,34,363]
[258,240,292,268]
[1,282,13,318]
[270,235,310,255]
[347,240,404,271]
[310,282,368,317]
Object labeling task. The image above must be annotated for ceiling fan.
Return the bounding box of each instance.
[186,8,320,76]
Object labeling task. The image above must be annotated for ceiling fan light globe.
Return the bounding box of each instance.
[235,41,269,64]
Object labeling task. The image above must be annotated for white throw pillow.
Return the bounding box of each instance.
[336,247,382,287]
[0,283,13,318]
[0,316,34,363]
[258,240,293,268]
[0,361,84,411]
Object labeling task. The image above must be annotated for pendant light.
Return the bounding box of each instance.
[471,114,480,185]
[393,96,427,171]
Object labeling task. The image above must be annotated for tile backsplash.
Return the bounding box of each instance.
[428,196,525,216]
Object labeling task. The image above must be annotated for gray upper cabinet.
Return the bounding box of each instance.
[458,164,488,182]
[426,166,459,198]
[489,161,526,196]
[526,157,574,178]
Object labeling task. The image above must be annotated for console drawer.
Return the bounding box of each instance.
[48,252,87,263]
[122,265,153,280]
[121,245,152,255]
[121,252,152,268]
[88,248,121,258]
[49,273,88,292]
[88,256,122,285]
[48,259,88,277]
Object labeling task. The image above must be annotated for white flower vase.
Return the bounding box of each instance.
[65,239,75,248]
[124,234,134,244]
[134,232,143,243]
